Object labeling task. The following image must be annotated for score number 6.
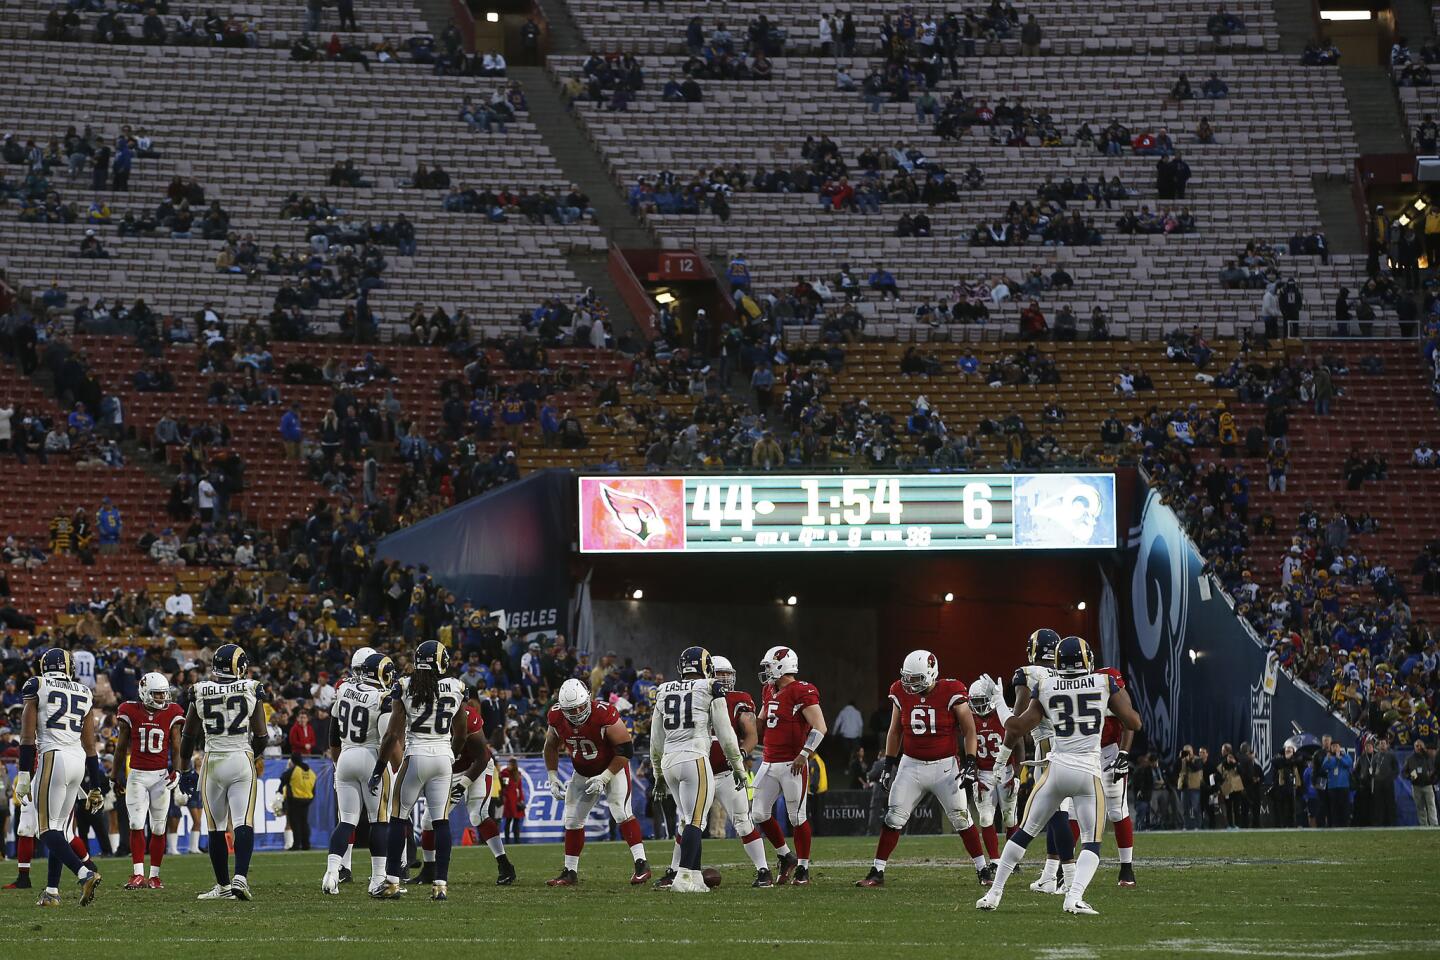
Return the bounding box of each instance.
[962,483,993,529]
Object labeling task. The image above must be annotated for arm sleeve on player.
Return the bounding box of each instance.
[710,696,744,769]
[328,717,341,749]
[615,740,634,759]
[802,727,825,756]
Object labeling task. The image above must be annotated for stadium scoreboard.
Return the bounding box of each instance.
[577,473,1116,553]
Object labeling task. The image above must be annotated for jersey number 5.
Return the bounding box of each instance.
[1048,692,1103,737]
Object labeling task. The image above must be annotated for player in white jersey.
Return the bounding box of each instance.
[374,640,467,902]
[324,652,396,896]
[178,642,267,902]
[16,648,105,907]
[1008,628,1075,894]
[977,636,1141,916]
[649,646,747,893]
[332,646,377,882]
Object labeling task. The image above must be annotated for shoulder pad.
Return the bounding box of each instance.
[888,679,903,697]
[21,676,40,700]
[595,700,619,723]
[379,694,395,714]
[1010,668,1028,690]
[711,680,727,699]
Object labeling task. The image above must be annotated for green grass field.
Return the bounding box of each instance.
[2,831,1438,959]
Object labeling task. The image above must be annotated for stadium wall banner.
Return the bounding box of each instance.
[577,473,1118,553]
[1122,483,1354,770]
[377,470,573,641]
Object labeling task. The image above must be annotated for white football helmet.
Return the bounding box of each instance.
[557,678,593,725]
[900,650,939,693]
[759,645,799,685]
[970,674,999,715]
[712,655,736,693]
[351,646,377,672]
[140,672,171,710]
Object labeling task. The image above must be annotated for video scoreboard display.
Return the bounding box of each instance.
[577,474,1116,554]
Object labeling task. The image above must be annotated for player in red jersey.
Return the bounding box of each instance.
[543,678,648,886]
[856,650,985,887]
[1096,667,1137,887]
[113,672,184,890]
[444,695,515,885]
[753,645,827,886]
[654,654,769,889]
[969,675,1024,863]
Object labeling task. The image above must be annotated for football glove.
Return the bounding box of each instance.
[545,776,566,801]
[85,788,104,813]
[173,789,189,807]
[650,775,667,801]
[270,796,285,816]
[731,766,747,791]
[113,771,127,795]
[164,770,178,790]
[1112,750,1131,783]
[958,755,979,792]
[367,772,382,795]
[178,769,199,797]
[450,774,473,804]
[878,756,899,791]
[585,771,613,798]
[13,771,30,802]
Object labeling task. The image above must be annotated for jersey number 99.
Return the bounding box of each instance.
[335,699,371,745]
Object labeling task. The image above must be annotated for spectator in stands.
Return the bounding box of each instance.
[1201,72,1229,99]
[338,0,357,30]
[868,264,900,300]
[289,707,317,757]
[1170,74,1194,100]
[1414,440,1436,467]
[1207,5,1245,37]
[1301,38,1341,66]
[280,404,303,458]
[1020,15,1041,56]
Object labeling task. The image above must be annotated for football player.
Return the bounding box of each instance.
[16,648,106,907]
[374,640,468,902]
[333,645,377,882]
[449,694,516,885]
[969,674,1022,864]
[1096,666,1137,887]
[753,646,827,885]
[324,651,395,896]
[650,647,748,893]
[1009,628,1074,894]
[856,650,986,887]
[543,677,649,886]
[977,636,1142,916]
[656,654,768,888]
[178,643,268,901]
[113,671,185,889]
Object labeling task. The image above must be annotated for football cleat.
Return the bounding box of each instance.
[369,880,403,900]
[1030,876,1060,895]
[321,871,340,895]
[1118,863,1137,887]
[855,867,884,888]
[1064,899,1099,916]
[496,858,516,886]
[338,867,353,885]
[776,852,799,885]
[653,868,677,889]
[411,863,435,885]
[5,875,33,890]
[147,877,164,890]
[36,891,61,908]
[792,865,810,886]
[752,867,774,888]
[630,859,652,885]
[980,863,997,886]
[229,877,252,901]
[976,891,1001,911]
[197,884,235,900]
[78,870,101,906]
[429,883,447,902]
[546,869,579,887]
[125,875,147,891]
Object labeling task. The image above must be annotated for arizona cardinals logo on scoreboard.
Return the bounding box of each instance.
[578,474,1116,554]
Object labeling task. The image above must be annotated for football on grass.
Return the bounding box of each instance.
[702,868,722,888]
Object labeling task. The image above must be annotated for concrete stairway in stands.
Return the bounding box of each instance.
[1271,0,1316,54]
[513,63,658,336]
[1394,0,1437,48]
[1339,66,1410,154]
